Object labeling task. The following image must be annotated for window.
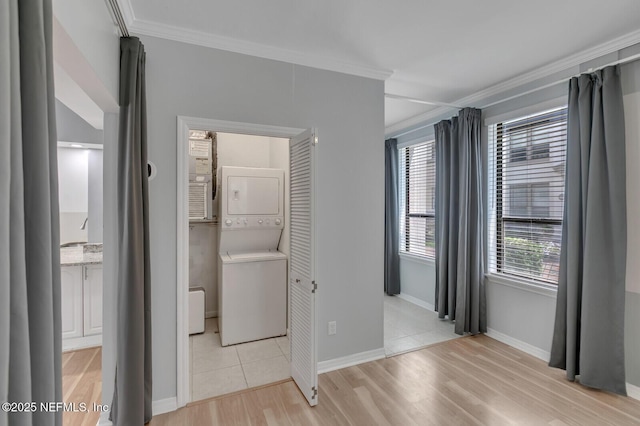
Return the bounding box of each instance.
[399,141,436,258]
[488,107,567,284]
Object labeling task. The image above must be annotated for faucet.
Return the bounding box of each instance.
[80,217,88,230]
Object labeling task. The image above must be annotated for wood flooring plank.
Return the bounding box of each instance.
[151,335,640,426]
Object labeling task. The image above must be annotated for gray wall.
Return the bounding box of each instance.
[140,36,385,401]
[393,59,640,389]
[55,99,103,144]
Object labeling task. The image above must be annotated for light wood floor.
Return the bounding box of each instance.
[62,347,102,426]
[152,335,640,426]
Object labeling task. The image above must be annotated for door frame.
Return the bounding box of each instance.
[175,116,306,407]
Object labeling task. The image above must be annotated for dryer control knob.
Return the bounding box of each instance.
[275,219,282,225]
[258,219,264,224]
[225,219,232,226]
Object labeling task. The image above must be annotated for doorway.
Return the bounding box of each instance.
[176,117,318,407]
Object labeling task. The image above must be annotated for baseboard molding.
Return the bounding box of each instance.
[397,293,435,312]
[486,328,550,362]
[153,397,178,416]
[627,383,640,401]
[63,334,102,352]
[205,310,217,319]
[318,347,386,374]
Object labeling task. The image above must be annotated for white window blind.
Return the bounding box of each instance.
[488,107,567,284]
[399,141,436,258]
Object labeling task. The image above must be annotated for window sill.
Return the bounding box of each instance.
[485,273,558,298]
[399,252,435,266]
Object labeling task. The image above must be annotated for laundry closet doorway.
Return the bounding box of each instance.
[176,117,318,407]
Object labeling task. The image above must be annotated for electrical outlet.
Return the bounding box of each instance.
[328,321,337,335]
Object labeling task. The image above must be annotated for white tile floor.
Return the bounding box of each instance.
[384,295,460,356]
[189,318,290,402]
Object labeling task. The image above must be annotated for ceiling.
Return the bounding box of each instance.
[121,0,640,131]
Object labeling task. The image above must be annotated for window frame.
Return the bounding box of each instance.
[398,140,436,260]
[492,108,566,285]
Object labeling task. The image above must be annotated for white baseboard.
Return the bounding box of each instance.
[627,383,640,401]
[397,293,435,312]
[486,328,550,362]
[153,397,178,416]
[95,397,177,425]
[318,347,386,374]
[63,334,102,352]
[205,310,217,319]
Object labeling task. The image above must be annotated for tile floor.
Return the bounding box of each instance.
[384,294,460,356]
[189,317,290,402]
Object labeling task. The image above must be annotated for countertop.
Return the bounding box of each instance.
[60,246,103,267]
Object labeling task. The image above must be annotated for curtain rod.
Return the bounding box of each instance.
[389,52,640,139]
[105,0,130,37]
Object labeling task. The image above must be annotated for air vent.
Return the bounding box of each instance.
[189,183,208,220]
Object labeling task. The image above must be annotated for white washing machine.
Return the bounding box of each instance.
[218,166,288,346]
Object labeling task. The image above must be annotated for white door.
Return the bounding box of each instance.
[289,128,318,406]
[83,265,103,336]
[61,266,83,339]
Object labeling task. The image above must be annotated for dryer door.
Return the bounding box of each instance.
[289,128,318,407]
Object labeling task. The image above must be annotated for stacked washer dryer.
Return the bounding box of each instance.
[218,166,287,346]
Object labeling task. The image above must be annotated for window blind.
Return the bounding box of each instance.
[399,141,436,258]
[488,107,567,284]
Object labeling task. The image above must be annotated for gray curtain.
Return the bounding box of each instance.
[549,65,627,395]
[434,108,486,335]
[110,37,153,424]
[0,0,62,425]
[385,138,401,295]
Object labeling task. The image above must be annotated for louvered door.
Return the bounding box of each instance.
[289,128,318,406]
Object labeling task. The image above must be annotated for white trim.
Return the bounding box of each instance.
[396,135,435,150]
[153,397,178,416]
[399,252,435,266]
[483,97,567,126]
[486,273,558,299]
[396,293,435,312]
[317,348,386,374]
[205,310,217,319]
[627,383,640,401]
[62,335,102,352]
[486,328,551,362]
[386,30,640,136]
[127,19,392,81]
[97,397,178,425]
[176,116,306,408]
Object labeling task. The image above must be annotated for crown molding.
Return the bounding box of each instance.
[386,28,640,136]
[121,14,392,81]
[116,0,136,27]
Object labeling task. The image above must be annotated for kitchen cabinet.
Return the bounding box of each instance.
[83,264,103,336]
[61,266,83,339]
[61,264,103,350]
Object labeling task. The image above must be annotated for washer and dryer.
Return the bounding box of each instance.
[218,166,287,346]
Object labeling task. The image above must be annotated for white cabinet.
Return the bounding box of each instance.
[83,265,103,336]
[61,264,103,350]
[61,266,83,339]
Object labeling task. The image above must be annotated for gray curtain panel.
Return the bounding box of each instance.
[385,138,401,295]
[0,0,62,425]
[549,65,627,396]
[110,37,153,424]
[434,108,486,335]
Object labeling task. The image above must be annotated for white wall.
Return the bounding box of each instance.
[88,150,103,243]
[141,35,384,401]
[58,148,88,244]
[52,0,119,115]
